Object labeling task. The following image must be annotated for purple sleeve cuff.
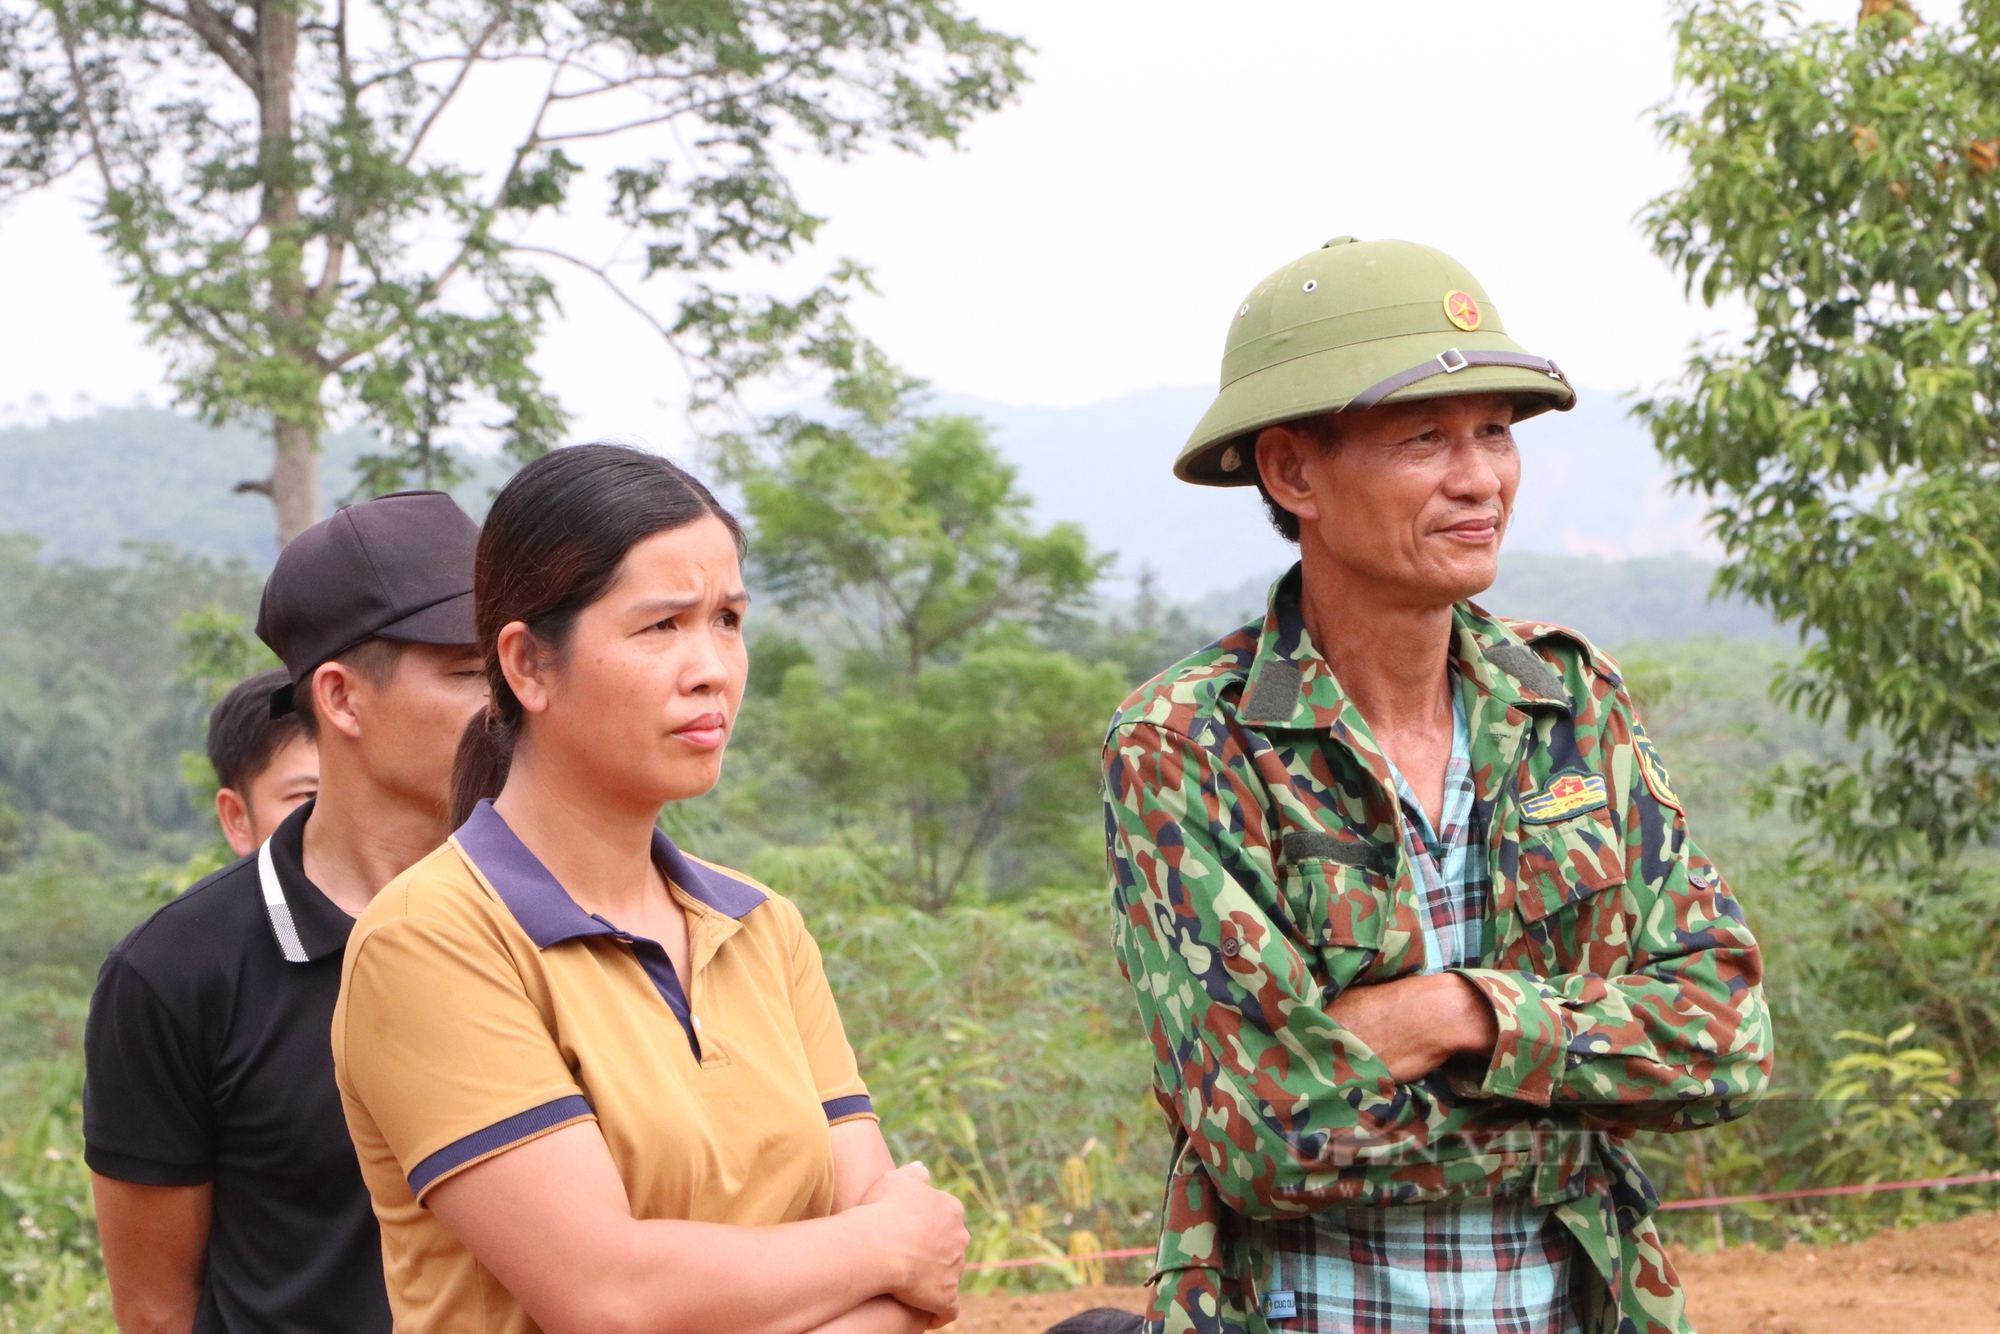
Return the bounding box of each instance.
[407,1095,594,1197]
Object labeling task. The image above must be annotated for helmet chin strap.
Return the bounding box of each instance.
[1343,349,1569,413]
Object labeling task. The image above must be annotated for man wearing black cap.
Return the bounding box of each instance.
[83,492,488,1334]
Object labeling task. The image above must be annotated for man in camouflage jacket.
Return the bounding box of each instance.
[1104,238,1772,1334]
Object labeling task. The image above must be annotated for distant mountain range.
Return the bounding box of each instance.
[0,399,1774,645]
[0,409,509,569]
[1180,553,1774,648]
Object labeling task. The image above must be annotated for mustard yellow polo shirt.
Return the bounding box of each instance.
[332,800,875,1334]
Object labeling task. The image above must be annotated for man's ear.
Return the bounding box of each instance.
[496,622,550,715]
[215,787,258,858]
[1255,424,1321,529]
[310,660,368,742]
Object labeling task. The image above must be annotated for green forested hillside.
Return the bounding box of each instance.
[1176,552,1774,659]
[0,410,507,565]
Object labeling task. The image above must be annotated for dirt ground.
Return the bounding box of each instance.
[950,1212,2000,1334]
[952,1285,1150,1334]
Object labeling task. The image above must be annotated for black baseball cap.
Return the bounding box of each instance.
[256,491,479,717]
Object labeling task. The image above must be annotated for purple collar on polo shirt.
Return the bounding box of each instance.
[452,799,765,1058]
[454,799,765,943]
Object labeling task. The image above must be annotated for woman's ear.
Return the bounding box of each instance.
[495,622,552,715]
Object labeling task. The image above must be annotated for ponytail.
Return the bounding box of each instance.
[450,704,518,829]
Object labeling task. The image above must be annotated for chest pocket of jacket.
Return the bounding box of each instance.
[1276,833,1389,991]
[1514,799,1626,925]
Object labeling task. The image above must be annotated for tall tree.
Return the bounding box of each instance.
[0,0,1024,544]
[1641,0,2000,866]
[717,374,1121,909]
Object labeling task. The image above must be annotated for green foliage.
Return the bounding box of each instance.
[1626,2,2000,1247]
[173,604,279,824]
[0,1060,108,1333]
[0,0,1027,533]
[174,605,277,706]
[1641,0,2000,865]
[1600,638,2000,1250]
[720,405,1106,674]
[767,640,1126,909]
[751,847,1162,1288]
[0,537,261,853]
[0,704,217,1324]
[718,385,1123,908]
[1816,1026,1977,1209]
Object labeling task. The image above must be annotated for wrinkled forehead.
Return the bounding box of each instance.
[603,519,747,600]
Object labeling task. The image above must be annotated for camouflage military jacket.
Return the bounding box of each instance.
[1103,567,1772,1334]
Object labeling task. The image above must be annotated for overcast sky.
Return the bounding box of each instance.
[0,1,1867,451]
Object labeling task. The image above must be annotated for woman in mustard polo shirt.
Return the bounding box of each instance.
[333,445,967,1334]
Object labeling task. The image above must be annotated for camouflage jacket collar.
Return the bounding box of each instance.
[1236,564,1574,735]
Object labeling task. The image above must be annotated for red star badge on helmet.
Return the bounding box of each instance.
[1443,289,1482,332]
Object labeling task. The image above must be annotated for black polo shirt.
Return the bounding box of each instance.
[83,799,390,1334]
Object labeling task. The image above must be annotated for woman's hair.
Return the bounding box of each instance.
[450,444,743,828]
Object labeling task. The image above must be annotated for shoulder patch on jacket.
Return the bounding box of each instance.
[1632,719,1683,812]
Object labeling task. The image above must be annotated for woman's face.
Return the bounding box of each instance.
[514,516,750,811]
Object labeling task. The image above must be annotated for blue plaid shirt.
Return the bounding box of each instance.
[1266,672,1579,1334]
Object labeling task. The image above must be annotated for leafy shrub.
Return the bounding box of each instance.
[758,844,1165,1290]
[0,1061,109,1332]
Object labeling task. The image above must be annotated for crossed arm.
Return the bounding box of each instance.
[1105,720,1772,1216]
[1324,971,1499,1083]
[424,1116,966,1334]
[93,1118,964,1334]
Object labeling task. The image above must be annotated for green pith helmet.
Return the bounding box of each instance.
[1176,237,1575,486]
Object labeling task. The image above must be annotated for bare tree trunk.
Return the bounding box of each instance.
[255,0,321,549]
[271,418,321,546]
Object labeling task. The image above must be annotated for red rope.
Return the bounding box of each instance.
[965,1247,1152,1273]
[965,1170,2000,1271]
[1657,1168,2000,1210]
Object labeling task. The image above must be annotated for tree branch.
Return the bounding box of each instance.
[54,24,114,192]
[507,243,679,343]
[400,4,512,168]
[419,55,566,299]
[309,0,357,309]
[51,11,230,359]
[539,110,694,145]
[543,66,799,129]
[143,0,258,89]
[353,49,541,93]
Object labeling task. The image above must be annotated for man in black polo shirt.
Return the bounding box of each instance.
[84,491,488,1334]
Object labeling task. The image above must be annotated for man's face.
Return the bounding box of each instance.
[216,733,318,856]
[336,643,490,818]
[1258,392,1519,609]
